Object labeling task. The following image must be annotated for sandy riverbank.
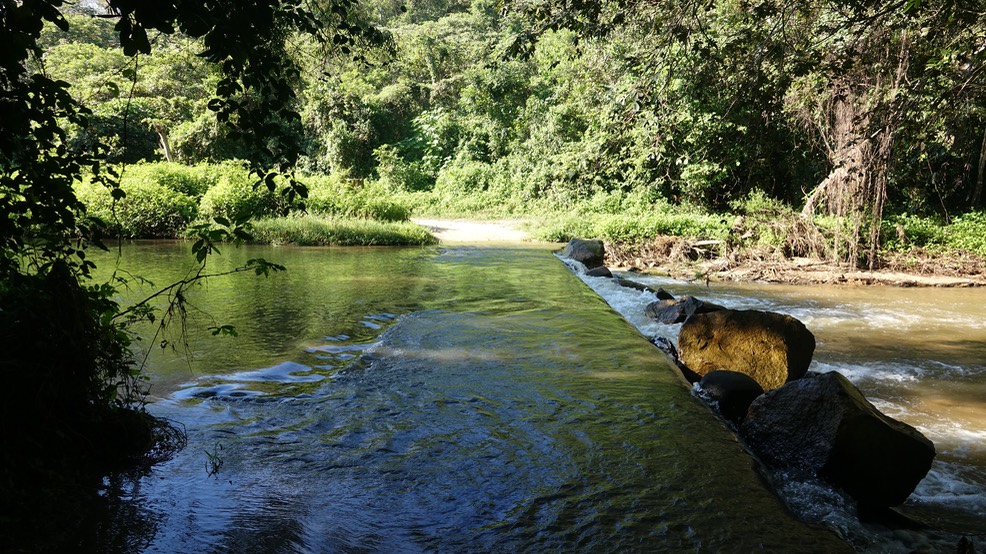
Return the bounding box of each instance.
[412,218,533,243]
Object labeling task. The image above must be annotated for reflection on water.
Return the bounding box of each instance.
[86,242,854,552]
[579,267,986,550]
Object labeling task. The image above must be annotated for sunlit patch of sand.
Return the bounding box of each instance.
[412,218,532,243]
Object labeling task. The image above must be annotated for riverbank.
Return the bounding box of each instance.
[415,219,986,287]
[606,237,986,287]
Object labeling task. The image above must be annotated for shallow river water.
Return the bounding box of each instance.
[87,241,983,553]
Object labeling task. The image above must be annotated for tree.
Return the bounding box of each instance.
[502,0,986,267]
[1,1,384,547]
[786,0,986,266]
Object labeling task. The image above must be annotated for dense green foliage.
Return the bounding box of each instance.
[71,160,418,242]
[29,0,986,265]
[320,0,984,266]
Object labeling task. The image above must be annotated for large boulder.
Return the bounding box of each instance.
[739,372,936,507]
[561,238,605,269]
[677,309,814,390]
[644,296,725,324]
[697,370,765,424]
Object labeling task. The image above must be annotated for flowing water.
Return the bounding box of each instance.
[576,266,986,552]
[84,242,983,552]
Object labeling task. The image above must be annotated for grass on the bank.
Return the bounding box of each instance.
[250,215,438,246]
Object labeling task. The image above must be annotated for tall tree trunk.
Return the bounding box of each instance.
[155,124,173,163]
[800,31,909,269]
[973,125,986,207]
[800,82,873,267]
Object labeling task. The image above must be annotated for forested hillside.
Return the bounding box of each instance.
[35,0,986,267]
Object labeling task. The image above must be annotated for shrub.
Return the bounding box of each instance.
[882,213,947,252]
[374,144,434,192]
[532,202,729,245]
[197,164,286,221]
[729,189,791,218]
[946,211,986,255]
[123,162,212,197]
[435,157,493,194]
[76,178,198,238]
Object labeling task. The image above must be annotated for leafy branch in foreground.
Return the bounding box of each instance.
[115,217,285,374]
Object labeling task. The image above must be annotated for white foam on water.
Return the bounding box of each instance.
[172,383,264,400]
[916,420,986,458]
[307,341,381,354]
[812,361,925,384]
[911,461,986,513]
[562,255,986,545]
[223,361,324,383]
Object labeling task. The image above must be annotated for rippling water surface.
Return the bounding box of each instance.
[87,242,858,553]
[86,242,986,552]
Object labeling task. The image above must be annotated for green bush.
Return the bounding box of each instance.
[727,190,801,248]
[729,189,792,218]
[123,162,212,197]
[533,213,596,243]
[197,164,286,221]
[374,144,434,192]
[596,211,729,244]
[882,213,947,252]
[946,211,986,255]
[76,178,198,238]
[435,157,492,194]
[532,200,729,245]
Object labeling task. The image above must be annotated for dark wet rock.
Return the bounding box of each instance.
[613,277,674,300]
[649,335,679,359]
[561,238,605,269]
[677,309,814,391]
[740,371,936,508]
[697,370,765,424]
[649,336,701,384]
[644,295,725,324]
[585,266,613,278]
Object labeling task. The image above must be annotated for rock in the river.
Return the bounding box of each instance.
[644,296,725,324]
[561,238,605,269]
[613,277,675,300]
[697,370,765,424]
[585,266,613,278]
[739,371,936,507]
[677,309,814,390]
[649,336,679,360]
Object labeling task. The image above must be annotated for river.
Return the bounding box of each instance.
[84,241,983,552]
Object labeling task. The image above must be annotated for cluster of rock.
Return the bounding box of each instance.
[562,238,936,511]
